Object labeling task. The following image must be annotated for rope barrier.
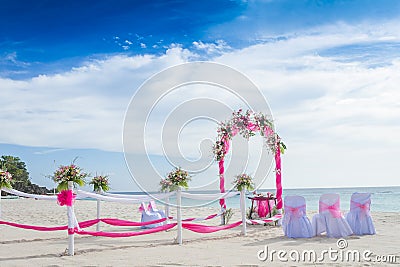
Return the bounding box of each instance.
[102,191,175,200]
[180,191,239,200]
[182,220,242,233]
[0,186,280,254]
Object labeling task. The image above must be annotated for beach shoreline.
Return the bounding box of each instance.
[1,198,399,266]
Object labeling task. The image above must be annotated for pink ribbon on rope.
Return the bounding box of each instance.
[74,223,177,238]
[101,217,167,226]
[182,220,242,233]
[57,190,75,206]
[319,200,342,218]
[0,218,99,232]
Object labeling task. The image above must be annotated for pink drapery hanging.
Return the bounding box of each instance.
[218,159,226,209]
[274,142,283,209]
[218,134,283,210]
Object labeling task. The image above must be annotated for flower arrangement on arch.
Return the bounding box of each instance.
[212,140,225,161]
[0,169,13,189]
[212,109,286,161]
[89,175,110,193]
[53,164,89,191]
[160,167,191,192]
[233,173,255,192]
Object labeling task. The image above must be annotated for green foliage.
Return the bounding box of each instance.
[0,155,30,190]
[90,175,110,192]
[224,208,234,224]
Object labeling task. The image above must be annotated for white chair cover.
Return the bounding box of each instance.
[312,193,353,238]
[345,193,376,235]
[282,195,313,238]
[148,200,166,219]
[139,202,163,229]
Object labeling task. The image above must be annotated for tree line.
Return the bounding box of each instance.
[1,155,52,195]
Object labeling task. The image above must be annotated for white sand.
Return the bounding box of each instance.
[1,198,399,266]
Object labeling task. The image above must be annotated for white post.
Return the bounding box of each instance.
[96,189,102,232]
[176,187,182,245]
[165,196,170,223]
[67,181,75,256]
[96,199,101,232]
[240,189,247,236]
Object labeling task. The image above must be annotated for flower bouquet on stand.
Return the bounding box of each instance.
[52,163,89,191]
[160,167,191,192]
[89,175,110,193]
[233,173,255,192]
[0,169,13,189]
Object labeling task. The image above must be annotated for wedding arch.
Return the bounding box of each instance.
[213,109,286,211]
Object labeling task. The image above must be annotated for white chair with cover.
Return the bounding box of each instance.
[139,202,163,229]
[312,193,353,238]
[148,200,166,219]
[282,195,314,238]
[345,192,376,235]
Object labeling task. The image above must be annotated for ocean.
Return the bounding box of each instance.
[114,186,400,212]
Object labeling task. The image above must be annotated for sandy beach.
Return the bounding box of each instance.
[1,198,399,266]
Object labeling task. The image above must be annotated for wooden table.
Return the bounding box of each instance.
[248,196,277,219]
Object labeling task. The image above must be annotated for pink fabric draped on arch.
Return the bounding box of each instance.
[218,123,283,210]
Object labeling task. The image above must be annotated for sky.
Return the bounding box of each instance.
[0,0,399,192]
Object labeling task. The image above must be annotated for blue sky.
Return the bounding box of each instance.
[1,0,399,191]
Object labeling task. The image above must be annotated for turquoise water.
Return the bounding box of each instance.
[114,186,400,212]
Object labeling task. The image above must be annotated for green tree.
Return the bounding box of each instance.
[1,155,30,190]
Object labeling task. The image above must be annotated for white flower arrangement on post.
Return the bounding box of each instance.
[233,173,255,192]
[160,167,191,192]
[0,169,13,189]
[90,175,110,193]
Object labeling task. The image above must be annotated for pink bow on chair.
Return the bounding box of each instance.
[351,200,370,215]
[319,200,342,218]
[285,204,305,218]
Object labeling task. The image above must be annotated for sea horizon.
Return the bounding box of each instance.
[109,185,400,212]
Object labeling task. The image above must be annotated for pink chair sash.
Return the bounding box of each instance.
[138,202,147,213]
[285,204,305,218]
[319,200,342,218]
[351,200,370,215]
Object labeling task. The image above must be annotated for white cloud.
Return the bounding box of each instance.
[192,40,231,55]
[0,46,193,152]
